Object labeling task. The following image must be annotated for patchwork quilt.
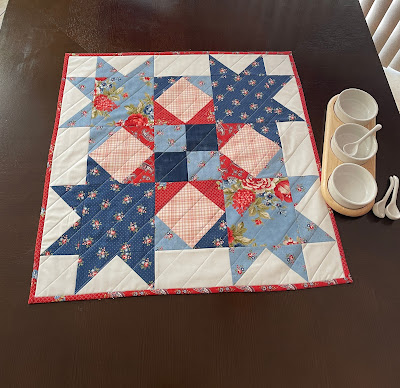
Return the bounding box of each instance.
[29,52,352,304]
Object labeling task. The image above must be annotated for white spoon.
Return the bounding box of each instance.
[343,124,382,156]
[373,176,394,218]
[385,175,400,221]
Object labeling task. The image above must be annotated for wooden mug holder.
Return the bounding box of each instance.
[320,95,376,217]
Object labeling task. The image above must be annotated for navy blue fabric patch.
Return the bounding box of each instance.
[194,214,228,249]
[154,76,182,99]
[45,182,156,291]
[252,121,282,146]
[154,152,188,182]
[209,55,303,127]
[186,124,218,151]
[86,157,112,185]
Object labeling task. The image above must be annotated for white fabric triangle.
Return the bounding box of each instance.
[302,241,344,281]
[41,188,80,252]
[50,126,90,186]
[62,78,74,94]
[35,255,79,296]
[236,248,306,286]
[273,77,305,119]
[59,80,91,125]
[318,213,336,241]
[101,55,152,76]
[216,270,235,287]
[154,54,210,76]
[281,267,308,284]
[77,256,149,294]
[277,121,319,177]
[113,269,150,291]
[212,54,260,74]
[263,54,294,75]
[66,56,97,77]
[155,248,231,288]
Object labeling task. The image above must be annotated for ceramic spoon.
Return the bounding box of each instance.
[343,124,382,156]
[373,176,394,218]
[385,175,400,220]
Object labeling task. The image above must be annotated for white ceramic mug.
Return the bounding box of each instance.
[334,88,378,126]
[328,163,377,209]
[331,123,378,165]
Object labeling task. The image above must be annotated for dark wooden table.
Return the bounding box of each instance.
[1,1,399,386]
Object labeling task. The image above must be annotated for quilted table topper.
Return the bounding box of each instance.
[29,52,351,304]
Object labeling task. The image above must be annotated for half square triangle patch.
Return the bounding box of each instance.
[219,123,281,177]
[155,78,214,124]
[89,127,154,183]
[156,183,224,248]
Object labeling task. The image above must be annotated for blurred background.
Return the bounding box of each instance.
[360,0,400,111]
[0,0,7,28]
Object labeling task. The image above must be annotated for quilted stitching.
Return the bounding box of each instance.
[156,183,224,247]
[76,189,155,292]
[154,125,187,152]
[35,256,79,296]
[59,82,92,125]
[219,123,280,176]
[51,129,90,164]
[67,57,97,77]
[156,78,212,122]
[50,127,91,186]
[89,128,153,182]
[101,55,153,77]
[155,247,231,289]
[187,151,221,181]
[212,54,260,74]
[210,56,298,125]
[111,263,151,292]
[308,242,337,281]
[264,56,287,74]
[154,54,211,77]
[273,79,304,119]
[240,249,297,285]
[30,52,350,304]
[90,71,153,129]
[277,121,318,177]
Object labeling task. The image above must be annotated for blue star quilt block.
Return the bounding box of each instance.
[29,52,351,304]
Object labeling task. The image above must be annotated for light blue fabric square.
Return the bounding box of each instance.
[154,125,186,152]
[187,151,222,181]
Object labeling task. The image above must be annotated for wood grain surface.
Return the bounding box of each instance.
[321,95,376,216]
[0,1,399,387]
